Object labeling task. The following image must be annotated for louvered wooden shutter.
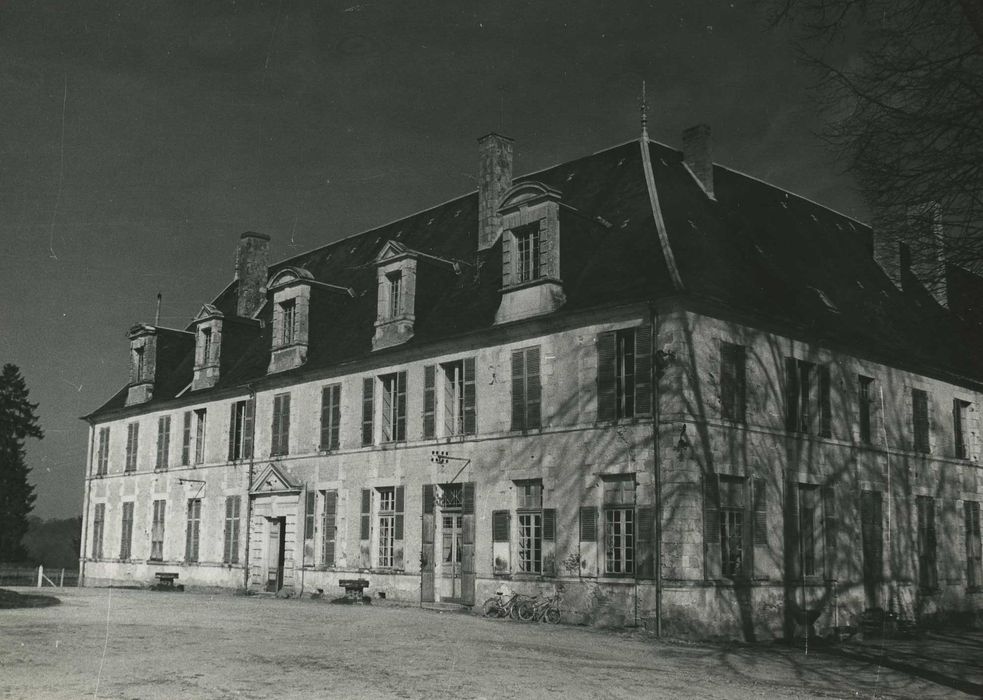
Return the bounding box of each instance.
[596,331,617,421]
[282,394,291,454]
[579,506,597,541]
[461,482,476,603]
[322,491,337,568]
[271,396,282,455]
[860,490,883,583]
[393,485,405,569]
[224,496,234,563]
[360,488,372,569]
[786,476,801,580]
[463,358,477,435]
[511,349,526,431]
[942,499,960,582]
[362,377,374,445]
[501,230,512,287]
[634,325,653,416]
[819,365,831,437]
[542,508,557,577]
[491,509,510,575]
[538,220,552,279]
[320,387,331,448]
[228,403,237,461]
[636,505,655,580]
[526,348,542,429]
[752,477,768,579]
[703,473,721,579]
[421,484,435,602]
[423,365,436,438]
[822,485,838,580]
[443,365,455,436]
[182,411,192,464]
[396,371,407,441]
[785,358,800,432]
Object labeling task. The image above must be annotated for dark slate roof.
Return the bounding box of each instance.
[86,137,983,419]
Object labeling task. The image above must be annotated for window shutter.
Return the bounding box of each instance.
[526,348,542,429]
[596,331,617,421]
[785,476,801,580]
[634,325,653,416]
[703,473,722,579]
[538,219,552,279]
[362,378,374,445]
[394,486,405,540]
[360,489,371,540]
[579,506,598,541]
[822,485,838,580]
[785,358,800,432]
[636,505,655,580]
[228,403,237,461]
[396,371,407,441]
[421,485,435,601]
[542,508,556,541]
[462,482,475,515]
[463,358,477,435]
[423,483,435,515]
[492,510,511,575]
[819,365,831,437]
[271,396,282,455]
[182,411,191,465]
[511,349,526,431]
[752,477,768,579]
[443,365,456,436]
[305,490,316,540]
[720,345,735,420]
[223,496,233,563]
[320,387,331,448]
[423,365,436,438]
[243,399,254,459]
[492,510,509,541]
[281,394,291,453]
[322,491,337,567]
[542,507,557,577]
[913,388,930,453]
[942,499,960,582]
[330,386,340,449]
[501,230,512,288]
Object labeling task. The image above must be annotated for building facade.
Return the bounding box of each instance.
[80,127,983,638]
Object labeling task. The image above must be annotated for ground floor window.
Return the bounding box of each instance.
[119,502,134,560]
[605,508,634,575]
[223,496,241,564]
[917,495,938,590]
[186,498,202,563]
[375,487,404,568]
[968,501,982,589]
[92,503,105,559]
[517,512,542,573]
[150,500,166,562]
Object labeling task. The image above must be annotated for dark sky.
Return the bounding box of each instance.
[0,0,864,519]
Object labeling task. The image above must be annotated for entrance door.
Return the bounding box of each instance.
[861,490,883,608]
[440,513,463,601]
[266,517,286,592]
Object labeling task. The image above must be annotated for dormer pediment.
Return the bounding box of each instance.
[499,181,562,214]
[249,462,301,495]
[193,303,224,323]
[268,266,314,292]
[375,240,414,264]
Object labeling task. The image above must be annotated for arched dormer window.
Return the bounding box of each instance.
[495,181,566,324]
[267,266,313,373]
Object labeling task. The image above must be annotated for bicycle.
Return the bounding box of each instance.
[481,586,526,619]
[518,587,562,623]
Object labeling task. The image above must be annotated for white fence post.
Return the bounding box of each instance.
[59,569,65,587]
[36,565,43,588]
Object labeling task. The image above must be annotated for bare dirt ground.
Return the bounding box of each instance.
[0,587,981,699]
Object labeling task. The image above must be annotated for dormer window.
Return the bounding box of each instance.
[373,241,418,351]
[515,223,542,283]
[267,267,314,374]
[280,299,297,345]
[386,271,403,319]
[201,328,213,365]
[134,346,146,382]
[126,323,194,406]
[191,304,226,391]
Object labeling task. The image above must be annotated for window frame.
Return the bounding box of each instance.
[953,398,971,459]
[511,346,542,432]
[916,495,938,591]
[966,500,982,591]
[377,487,396,569]
[858,375,874,444]
[193,408,207,465]
[124,422,139,473]
[150,499,166,562]
[386,270,402,319]
[912,388,931,454]
[514,223,542,284]
[223,496,241,565]
[155,415,170,470]
[720,342,747,423]
[96,427,110,476]
[320,384,342,451]
[186,498,202,564]
[380,372,407,443]
[280,299,297,346]
[515,480,544,575]
[270,393,291,456]
[92,503,105,560]
[119,501,134,560]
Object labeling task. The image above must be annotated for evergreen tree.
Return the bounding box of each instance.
[0,364,43,562]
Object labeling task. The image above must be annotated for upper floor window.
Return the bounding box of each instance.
[916,495,937,590]
[96,427,110,476]
[228,399,254,461]
[386,271,403,319]
[380,372,407,443]
[124,423,139,473]
[720,343,746,422]
[320,384,341,450]
[785,358,831,437]
[597,327,653,421]
[280,299,297,345]
[194,409,207,465]
[912,388,930,453]
[858,375,874,443]
[155,416,170,470]
[134,347,146,382]
[424,359,477,439]
[953,399,971,459]
[511,347,542,431]
[515,224,542,283]
[201,328,213,365]
[271,393,291,456]
[181,411,192,465]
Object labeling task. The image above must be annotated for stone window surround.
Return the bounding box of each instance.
[267,267,313,374]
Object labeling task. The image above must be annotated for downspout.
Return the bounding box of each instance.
[650,303,663,638]
[79,421,96,587]
[242,385,257,592]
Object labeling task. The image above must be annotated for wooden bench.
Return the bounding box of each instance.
[338,578,369,602]
[152,572,184,592]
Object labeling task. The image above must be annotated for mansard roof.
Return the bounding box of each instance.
[86,136,983,419]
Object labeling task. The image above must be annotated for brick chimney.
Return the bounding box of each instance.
[682,124,714,198]
[235,232,270,318]
[477,133,513,252]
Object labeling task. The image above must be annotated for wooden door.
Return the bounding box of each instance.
[461,482,475,606]
[421,485,435,603]
[266,517,285,592]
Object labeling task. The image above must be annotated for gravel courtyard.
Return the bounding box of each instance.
[0,587,980,699]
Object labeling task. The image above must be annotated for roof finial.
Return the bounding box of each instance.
[640,80,649,141]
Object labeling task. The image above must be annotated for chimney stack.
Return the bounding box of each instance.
[477,133,514,252]
[682,124,714,198]
[235,232,271,318]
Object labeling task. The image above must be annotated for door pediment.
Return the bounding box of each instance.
[249,462,301,495]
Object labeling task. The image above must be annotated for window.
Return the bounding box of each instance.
[704,475,767,580]
[442,359,477,437]
[150,500,165,562]
[271,393,291,456]
[516,480,543,574]
[387,270,402,319]
[280,299,297,345]
[785,358,831,437]
[718,477,745,578]
[119,502,134,560]
[860,490,883,591]
[124,423,139,473]
[515,224,542,283]
[966,501,982,589]
[134,346,145,382]
[917,495,938,590]
[720,343,747,422]
[378,488,395,568]
[186,498,202,563]
[361,378,374,446]
[511,347,541,431]
[912,388,930,453]
[785,481,836,581]
[223,496,241,564]
[201,327,213,365]
[96,427,110,475]
[858,375,874,443]
[603,476,635,576]
[155,416,170,470]
[92,503,105,559]
[492,509,511,575]
[381,372,407,442]
[597,327,653,422]
[321,491,338,568]
[194,409,207,465]
[320,384,341,450]
[305,491,316,544]
[181,411,192,465]
[798,485,821,577]
[227,399,254,462]
[954,399,971,459]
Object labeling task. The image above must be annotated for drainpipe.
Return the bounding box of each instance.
[650,303,663,638]
[79,421,96,586]
[242,386,257,592]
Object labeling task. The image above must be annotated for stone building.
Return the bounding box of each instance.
[79,123,983,638]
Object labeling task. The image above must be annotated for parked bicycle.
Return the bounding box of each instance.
[518,585,562,623]
[481,585,527,620]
